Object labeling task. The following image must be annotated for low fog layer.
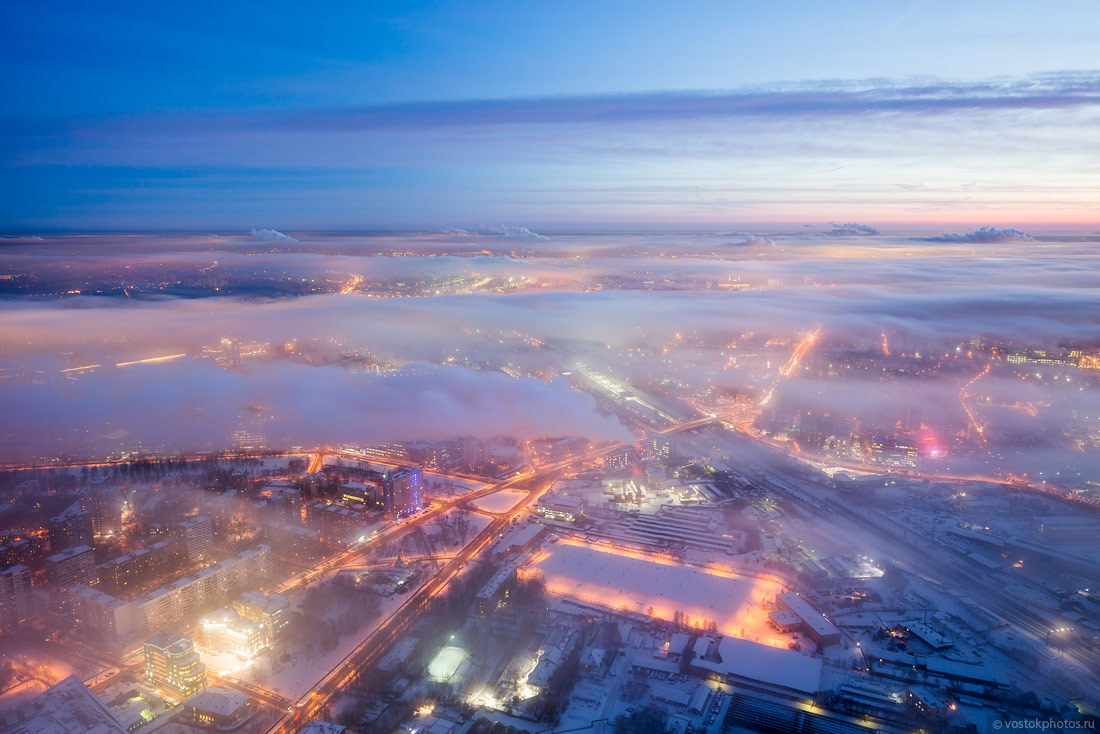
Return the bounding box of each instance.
[0,362,628,461]
[1,229,1098,475]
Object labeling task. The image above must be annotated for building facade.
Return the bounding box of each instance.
[0,564,32,624]
[384,467,423,517]
[48,509,94,552]
[46,544,96,591]
[144,632,206,701]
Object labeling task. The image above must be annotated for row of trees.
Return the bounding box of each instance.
[283,578,382,661]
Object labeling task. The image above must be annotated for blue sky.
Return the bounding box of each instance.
[3,1,1099,229]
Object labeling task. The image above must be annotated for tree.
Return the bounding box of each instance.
[621,673,649,702]
[615,706,669,734]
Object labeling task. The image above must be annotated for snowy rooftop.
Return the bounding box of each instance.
[776,592,840,640]
[0,675,127,734]
[693,635,823,695]
[496,523,544,551]
[185,687,251,717]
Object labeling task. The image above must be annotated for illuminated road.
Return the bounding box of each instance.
[735,423,1089,507]
[217,674,295,711]
[958,362,991,446]
[779,326,821,378]
[657,415,720,434]
[328,446,496,485]
[338,274,364,295]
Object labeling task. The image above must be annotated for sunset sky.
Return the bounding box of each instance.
[2,1,1098,230]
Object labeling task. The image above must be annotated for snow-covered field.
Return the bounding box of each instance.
[469,490,527,514]
[526,541,784,642]
[424,475,491,499]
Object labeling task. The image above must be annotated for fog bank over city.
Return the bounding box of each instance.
[2,229,1098,481]
[0,362,630,461]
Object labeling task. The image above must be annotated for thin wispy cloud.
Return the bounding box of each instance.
[4,72,1099,228]
[30,72,1099,136]
[239,73,1100,132]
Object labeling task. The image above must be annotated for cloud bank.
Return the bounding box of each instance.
[727,235,775,249]
[921,226,1035,243]
[440,226,548,241]
[249,228,299,243]
[828,222,880,236]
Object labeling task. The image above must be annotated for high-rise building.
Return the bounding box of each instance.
[175,515,213,563]
[0,564,32,624]
[135,544,272,635]
[71,584,139,641]
[66,544,273,642]
[339,479,381,506]
[233,591,291,639]
[0,531,48,567]
[258,485,302,525]
[456,436,490,473]
[361,442,410,461]
[97,538,180,594]
[641,435,674,462]
[304,502,363,545]
[604,446,639,472]
[144,632,206,701]
[47,509,94,552]
[46,544,96,591]
[423,442,454,471]
[384,467,422,518]
[79,486,122,537]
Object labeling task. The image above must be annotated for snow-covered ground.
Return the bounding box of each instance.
[469,490,527,514]
[210,578,427,701]
[213,455,311,474]
[423,475,491,499]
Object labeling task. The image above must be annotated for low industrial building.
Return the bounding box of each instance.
[775,592,842,647]
[536,493,585,522]
[180,687,256,730]
[0,675,128,733]
[767,608,803,634]
[906,686,950,720]
[493,523,547,557]
[690,635,823,697]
